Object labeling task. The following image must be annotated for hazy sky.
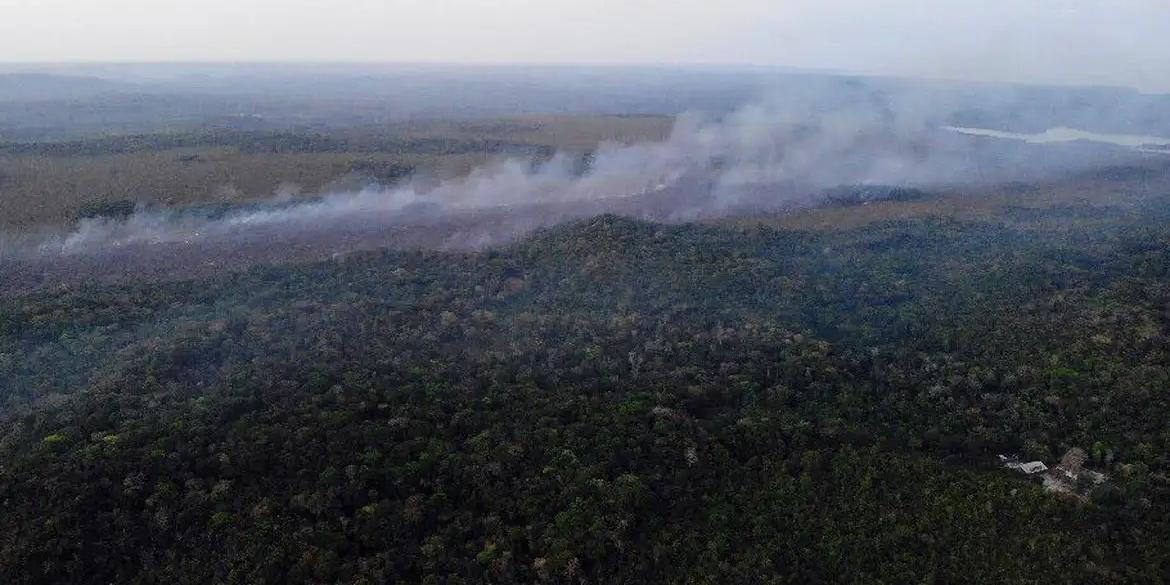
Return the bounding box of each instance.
[2,0,1168,91]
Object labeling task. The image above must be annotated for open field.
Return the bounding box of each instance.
[723,162,1170,232]
[0,115,672,229]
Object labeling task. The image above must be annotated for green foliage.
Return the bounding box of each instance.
[209,511,238,528]
[3,201,1170,582]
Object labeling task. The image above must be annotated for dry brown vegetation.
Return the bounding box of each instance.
[719,168,1163,233]
[0,114,672,229]
[383,114,673,150]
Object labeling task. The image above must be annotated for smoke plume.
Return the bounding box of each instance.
[2,85,1161,265]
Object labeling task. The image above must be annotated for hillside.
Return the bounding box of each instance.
[3,200,1170,582]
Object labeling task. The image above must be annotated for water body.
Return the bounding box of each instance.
[946,126,1170,152]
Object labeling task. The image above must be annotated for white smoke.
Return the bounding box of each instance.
[10,89,1153,258]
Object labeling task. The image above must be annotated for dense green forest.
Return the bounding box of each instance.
[3,193,1170,582]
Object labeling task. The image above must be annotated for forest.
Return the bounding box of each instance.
[5,62,1170,584]
[3,181,1170,582]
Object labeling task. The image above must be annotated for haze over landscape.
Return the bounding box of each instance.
[2,1,1170,584]
[3,0,1170,91]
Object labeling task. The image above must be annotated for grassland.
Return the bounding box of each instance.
[0,115,673,229]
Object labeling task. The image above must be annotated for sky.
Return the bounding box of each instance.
[1,0,1168,92]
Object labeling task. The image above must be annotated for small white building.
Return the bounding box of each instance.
[1006,461,1049,474]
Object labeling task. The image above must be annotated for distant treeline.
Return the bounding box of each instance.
[0,131,555,158]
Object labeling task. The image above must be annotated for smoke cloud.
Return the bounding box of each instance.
[1,85,1162,273]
